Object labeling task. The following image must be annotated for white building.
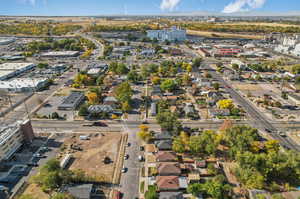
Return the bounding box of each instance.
[41,51,79,57]
[0,37,15,45]
[0,63,36,80]
[0,78,48,92]
[231,59,247,70]
[147,26,186,42]
[0,120,34,162]
[275,34,300,57]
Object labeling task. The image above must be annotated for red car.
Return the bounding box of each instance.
[113,190,122,199]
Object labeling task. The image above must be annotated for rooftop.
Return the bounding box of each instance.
[0,63,35,71]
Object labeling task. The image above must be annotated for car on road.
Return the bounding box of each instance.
[33,153,46,158]
[265,128,272,133]
[126,143,131,147]
[113,190,122,199]
[138,155,144,162]
[124,154,129,160]
[27,162,39,167]
[121,167,127,173]
[142,120,148,124]
[92,122,108,127]
[139,146,144,151]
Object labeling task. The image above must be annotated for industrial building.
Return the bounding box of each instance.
[58,91,85,110]
[0,120,34,162]
[147,26,186,42]
[0,38,15,45]
[0,63,36,80]
[0,78,49,92]
[40,51,80,58]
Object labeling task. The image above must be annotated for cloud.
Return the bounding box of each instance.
[222,0,266,13]
[160,0,181,11]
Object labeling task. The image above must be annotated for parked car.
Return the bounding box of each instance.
[139,146,144,151]
[124,154,129,160]
[121,167,127,173]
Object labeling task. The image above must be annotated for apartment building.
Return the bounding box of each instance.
[0,120,34,162]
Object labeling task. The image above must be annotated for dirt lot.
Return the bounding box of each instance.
[232,83,263,92]
[60,133,122,183]
[187,30,263,39]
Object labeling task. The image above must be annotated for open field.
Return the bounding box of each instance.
[217,22,300,27]
[232,83,263,91]
[63,133,122,183]
[187,30,263,39]
[22,183,50,199]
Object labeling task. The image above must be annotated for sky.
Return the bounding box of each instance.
[0,0,300,16]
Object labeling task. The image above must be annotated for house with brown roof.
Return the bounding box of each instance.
[157,176,180,191]
[158,163,181,176]
[156,176,188,191]
[156,151,177,162]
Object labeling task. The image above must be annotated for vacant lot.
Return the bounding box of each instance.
[187,30,263,39]
[233,83,263,92]
[61,133,122,183]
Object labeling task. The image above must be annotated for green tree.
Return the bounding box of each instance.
[145,185,158,199]
[122,101,132,113]
[187,183,203,196]
[114,81,133,103]
[156,111,181,134]
[172,137,185,153]
[160,79,177,92]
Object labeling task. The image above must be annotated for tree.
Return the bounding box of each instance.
[114,81,133,103]
[51,112,60,119]
[78,104,89,116]
[212,83,220,90]
[145,185,158,199]
[160,79,177,92]
[151,76,161,85]
[127,70,141,83]
[232,64,239,71]
[187,183,203,196]
[86,92,98,104]
[264,140,280,153]
[217,99,234,110]
[122,101,132,113]
[189,130,219,156]
[172,137,185,153]
[192,57,202,68]
[139,124,149,132]
[156,111,181,134]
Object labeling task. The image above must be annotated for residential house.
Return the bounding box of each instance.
[87,105,115,114]
[66,184,94,199]
[157,176,180,191]
[209,109,230,118]
[154,131,173,141]
[155,140,173,151]
[151,102,157,116]
[156,151,177,162]
[156,176,188,192]
[188,173,201,184]
[103,96,118,108]
[183,103,195,116]
[158,163,181,176]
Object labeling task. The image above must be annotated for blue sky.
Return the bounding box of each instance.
[1,0,300,16]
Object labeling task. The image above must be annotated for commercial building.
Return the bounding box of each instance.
[275,34,300,57]
[0,120,34,162]
[0,38,15,45]
[41,51,79,58]
[58,91,85,110]
[0,63,36,80]
[0,78,48,93]
[147,26,186,42]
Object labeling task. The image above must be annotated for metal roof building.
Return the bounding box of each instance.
[58,91,85,110]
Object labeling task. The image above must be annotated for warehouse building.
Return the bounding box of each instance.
[0,63,36,80]
[0,120,35,162]
[58,91,85,110]
[0,78,48,93]
[147,26,186,41]
[0,38,15,45]
[41,51,80,58]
